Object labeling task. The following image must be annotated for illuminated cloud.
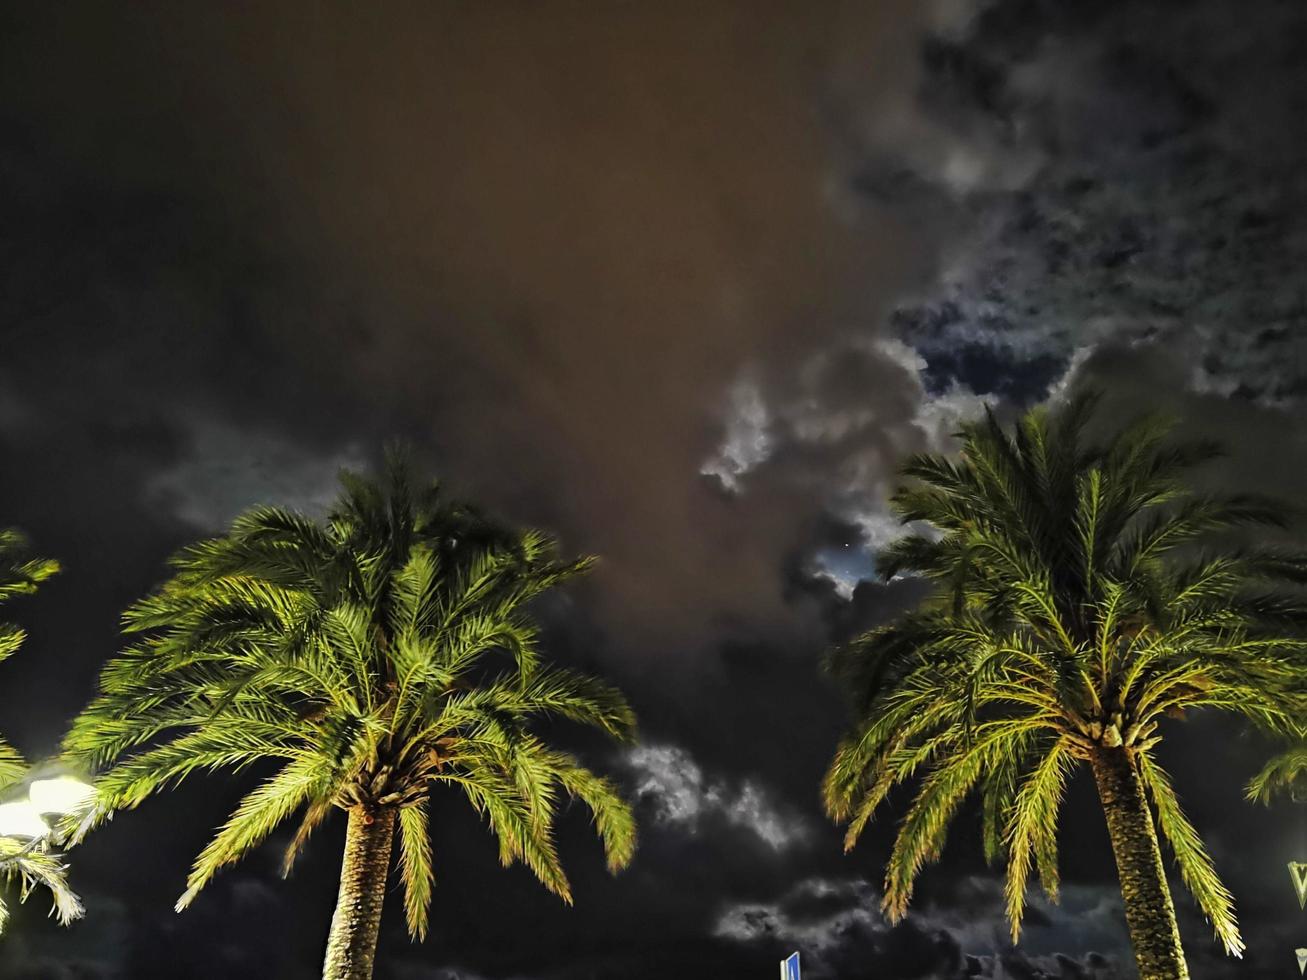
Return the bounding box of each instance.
[624,744,810,853]
[700,377,773,492]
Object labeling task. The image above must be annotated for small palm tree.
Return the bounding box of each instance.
[0,529,82,932]
[67,455,636,980]
[823,395,1306,980]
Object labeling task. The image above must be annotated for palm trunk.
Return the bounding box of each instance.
[1090,747,1189,980]
[322,805,397,980]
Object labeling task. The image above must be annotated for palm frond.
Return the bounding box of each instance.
[176,754,324,910]
[1003,736,1075,941]
[1138,753,1243,956]
[397,800,434,940]
[1246,741,1307,804]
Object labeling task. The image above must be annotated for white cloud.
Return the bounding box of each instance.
[910,385,989,447]
[624,744,810,852]
[696,333,990,603]
[701,337,987,497]
[1045,345,1095,405]
[700,377,773,492]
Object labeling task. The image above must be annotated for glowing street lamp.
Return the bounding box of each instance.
[0,774,95,864]
[0,801,49,841]
[29,776,96,817]
[0,772,93,931]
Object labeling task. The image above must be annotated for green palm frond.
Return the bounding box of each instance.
[0,528,59,606]
[281,796,334,878]
[1138,753,1243,956]
[397,800,434,940]
[0,840,84,927]
[1003,735,1076,939]
[1246,741,1307,803]
[177,754,325,910]
[454,769,572,902]
[547,751,636,873]
[882,742,987,919]
[0,737,28,795]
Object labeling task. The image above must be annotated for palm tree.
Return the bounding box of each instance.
[0,528,82,932]
[822,394,1306,980]
[66,455,637,980]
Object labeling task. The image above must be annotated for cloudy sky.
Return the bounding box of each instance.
[0,1,1305,977]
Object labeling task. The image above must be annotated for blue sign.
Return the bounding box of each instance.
[780,952,800,980]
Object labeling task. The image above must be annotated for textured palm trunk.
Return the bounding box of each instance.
[322,805,397,980]
[1090,747,1189,980]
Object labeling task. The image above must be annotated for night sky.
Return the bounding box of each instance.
[1,2,1305,978]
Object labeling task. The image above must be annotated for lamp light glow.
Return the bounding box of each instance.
[0,801,49,839]
[29,776,95,816]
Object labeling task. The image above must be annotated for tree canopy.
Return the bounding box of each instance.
[824,394,1307,955]
[67,454,636,940]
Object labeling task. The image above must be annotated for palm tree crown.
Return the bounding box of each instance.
[823,394,1306,966]
[67,455,636,945]
[0,528,82,931]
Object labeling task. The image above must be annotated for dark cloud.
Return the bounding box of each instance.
[711,875,1134,980]
[3,0,954,658]
[881,0,1307,408]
